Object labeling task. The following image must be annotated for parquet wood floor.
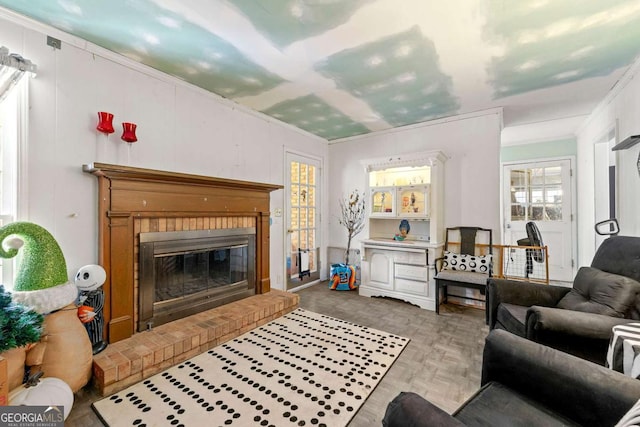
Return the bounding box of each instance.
[65,283,488,426]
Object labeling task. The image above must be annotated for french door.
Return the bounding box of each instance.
[503,159,575,282]
[285,152,321,290]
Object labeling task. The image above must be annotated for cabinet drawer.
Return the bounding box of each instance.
[393,251,427,266]
[395,277,427,295]
[395,264,428,281]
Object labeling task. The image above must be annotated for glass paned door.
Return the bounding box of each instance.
[286,153,320,290]
[503,160,574,282]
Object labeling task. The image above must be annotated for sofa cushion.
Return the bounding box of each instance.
[495,303,528,337]
[454,382,579,427]
[557,267,640,318]
[442,251,491,273]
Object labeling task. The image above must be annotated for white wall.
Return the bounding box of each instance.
[576,59,640,266]
[0,13,329,289]
[327,111,503,250]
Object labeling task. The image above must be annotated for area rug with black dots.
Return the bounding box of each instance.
[92,308,409,427]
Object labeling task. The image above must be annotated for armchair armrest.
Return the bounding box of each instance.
[525,306,636,364]
[382,392,465,427]
[487,278,570,329]
[482,329,640,427]
[527,306,634,340]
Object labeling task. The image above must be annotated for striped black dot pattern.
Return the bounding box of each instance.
[93,308,409,427]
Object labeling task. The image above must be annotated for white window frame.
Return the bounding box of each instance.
[0,77,29,287]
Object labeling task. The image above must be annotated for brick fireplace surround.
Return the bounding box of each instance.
[83,163,293,394]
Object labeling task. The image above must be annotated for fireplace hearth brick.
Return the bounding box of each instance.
[92,290,299,396]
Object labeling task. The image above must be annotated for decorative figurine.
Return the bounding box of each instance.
[75,264,108,354]
[0,221,93,393]
[399,219,410,237]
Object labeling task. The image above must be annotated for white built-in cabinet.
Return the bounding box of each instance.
[359,151,446,311]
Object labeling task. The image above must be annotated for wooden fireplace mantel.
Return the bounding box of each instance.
[84,162,283,343]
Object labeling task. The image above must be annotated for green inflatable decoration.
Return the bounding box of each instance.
[0,222,68,291]
[0,222,77,314]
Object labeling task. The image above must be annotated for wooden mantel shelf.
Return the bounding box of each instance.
[83,162,282,193]
[84,162,282,344]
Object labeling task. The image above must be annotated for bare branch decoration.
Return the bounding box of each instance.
[338,190,366,265]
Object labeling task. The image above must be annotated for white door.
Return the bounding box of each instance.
[285,153,321,290]
[503,160,574,282]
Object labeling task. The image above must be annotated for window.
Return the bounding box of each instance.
[510,166,563,221]
[0,78,26,287]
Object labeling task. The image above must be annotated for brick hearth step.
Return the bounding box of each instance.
[92,290,299,396]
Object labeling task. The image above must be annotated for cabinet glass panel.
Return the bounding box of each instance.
[371,189,394,214]
[369,166,430,187]
[398,188,427,216]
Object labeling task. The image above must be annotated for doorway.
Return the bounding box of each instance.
[285,152,321,290]
[503,159,575,282]
[594,136,616,249]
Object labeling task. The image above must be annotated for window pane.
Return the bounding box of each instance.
[300,208,307,228]
[308,208,315,228]
[307,187,315,207]
[309,249,316,271]
[290,162,299,183]
[291,208,299,229]
[308,165,316,185]
[308,230,315,249]
[510,170,527,221]
[290,185,299,206]
[509,165,565,222]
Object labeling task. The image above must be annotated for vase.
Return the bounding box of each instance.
[329,263,357,291]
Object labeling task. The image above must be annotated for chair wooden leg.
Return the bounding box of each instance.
[435,281,440,315]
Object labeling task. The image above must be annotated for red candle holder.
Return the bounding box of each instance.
[96,112,115,134]
[121,122,138,143]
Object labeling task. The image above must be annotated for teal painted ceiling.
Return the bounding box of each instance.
[1,0,639,140]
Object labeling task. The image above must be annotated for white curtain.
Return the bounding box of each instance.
[0,46,36,101]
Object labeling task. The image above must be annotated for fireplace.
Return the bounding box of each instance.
[138,228,256,331]
[84,163,282,344]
